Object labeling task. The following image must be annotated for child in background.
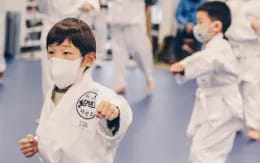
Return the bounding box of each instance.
[226,0,260,141]
[171,2,243,163]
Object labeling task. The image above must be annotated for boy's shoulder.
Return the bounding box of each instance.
[207,34,230,49]
[201,34,236,63]
[206,34,233,54]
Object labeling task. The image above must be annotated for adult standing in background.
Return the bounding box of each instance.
[81,0,109,68]
[158,0,179,46]
[156,0,179,64]
[110,0,154,94]
[145,0,157,41]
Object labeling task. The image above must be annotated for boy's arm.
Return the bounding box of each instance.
[96,96,132,143]
[171,50,215,84]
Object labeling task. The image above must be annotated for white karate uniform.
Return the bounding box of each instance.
[175,33,243,163]
[36,70,132,163]
[39,0,99,96]
[226,0,260,131]
[110,0,154,89]
[0,12,6,73]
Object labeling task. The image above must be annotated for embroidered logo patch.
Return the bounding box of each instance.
[76,91,97,120]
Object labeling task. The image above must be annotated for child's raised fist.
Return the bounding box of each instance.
[96,101,120,121]
[170,63,185,75]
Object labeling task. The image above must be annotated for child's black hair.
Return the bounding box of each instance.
[47,18,96,57]
[197,1,231,33]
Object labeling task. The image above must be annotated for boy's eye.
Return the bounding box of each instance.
[64,52,72,55]
[48,51,54,55]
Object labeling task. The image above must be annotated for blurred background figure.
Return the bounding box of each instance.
[226,0,260,141]
[145,0,158,42]
[155,0,179,64]
[173,0,205,62]
[0,11,6,81]
[110,0,154,94]
[92,0,109,68]
[81,0,109,68]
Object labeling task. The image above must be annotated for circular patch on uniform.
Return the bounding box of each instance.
[76,91,98,120]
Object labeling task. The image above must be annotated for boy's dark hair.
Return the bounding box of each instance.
[197,1,231,33]
[47,18,96,56]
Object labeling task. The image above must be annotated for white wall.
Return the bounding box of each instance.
[0,0,6,13]
[5,0,26,12]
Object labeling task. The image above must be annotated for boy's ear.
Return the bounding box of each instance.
[81,52,96,67]
[212,21,222,32]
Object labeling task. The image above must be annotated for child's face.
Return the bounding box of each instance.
[47,39,96,68]
[197,11,222,33]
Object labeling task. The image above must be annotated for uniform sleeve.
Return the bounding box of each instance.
[175,49,215,84]
[97,95,133,144]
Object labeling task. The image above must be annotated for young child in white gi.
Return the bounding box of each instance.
[18,18,132,163]
[170,2,243,163]
[225,0,260,141]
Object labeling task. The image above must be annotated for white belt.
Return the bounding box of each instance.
[196,84,240,127]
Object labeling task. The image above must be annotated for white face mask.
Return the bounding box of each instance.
[193,22,217,43]
[48,57,82,89]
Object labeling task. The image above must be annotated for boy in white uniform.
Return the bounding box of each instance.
[18,18,132,163]
[225,0,260,140]
[171,2,243,163]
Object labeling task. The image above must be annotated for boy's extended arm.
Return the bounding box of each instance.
[172,49,215,84]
